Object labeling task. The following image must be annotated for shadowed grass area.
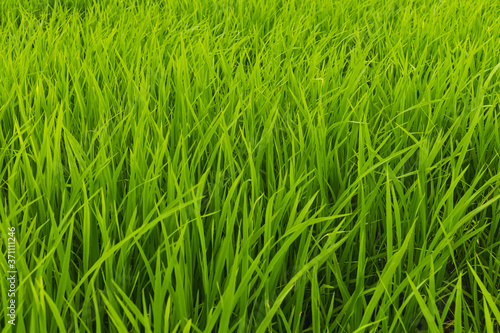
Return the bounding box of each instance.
[1,0,500,332]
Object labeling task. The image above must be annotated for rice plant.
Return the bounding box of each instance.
[1,0,500,332]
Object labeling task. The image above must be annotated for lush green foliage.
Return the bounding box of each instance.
[1,0,500,332]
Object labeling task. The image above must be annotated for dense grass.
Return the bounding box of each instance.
[1,0,500,331]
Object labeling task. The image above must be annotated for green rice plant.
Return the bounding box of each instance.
[1,0,500,332]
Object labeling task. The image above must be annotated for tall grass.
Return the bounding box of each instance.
[1,0,500,332]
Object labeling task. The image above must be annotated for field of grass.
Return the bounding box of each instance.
[1,0,500,332]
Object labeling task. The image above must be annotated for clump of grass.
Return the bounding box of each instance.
[1,0,500,332]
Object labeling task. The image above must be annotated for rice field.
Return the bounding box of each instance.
[1,0,500,332]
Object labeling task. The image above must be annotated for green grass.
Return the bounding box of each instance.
[1,0,500,332]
